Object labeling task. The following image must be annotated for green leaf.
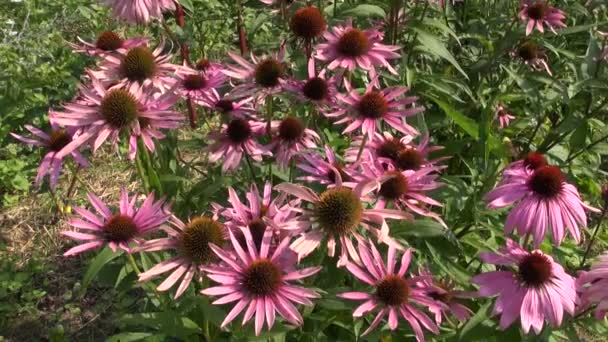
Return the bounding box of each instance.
[106,332,154,342]
[459,301,492,339]
[342,5,386,18]
[80,247,123,296]
[391,219,447,237]
[429,97,480,139]
[413,28,469,80]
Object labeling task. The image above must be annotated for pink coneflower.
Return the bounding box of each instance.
[513,40,552,75]
[137,215,227,298]
[297,145,357,186]
[289,6,326,41]
[578,253,608,319]
[315,19,400,75]
[104,0,175,24]
[338,240,440,340]
[282,58,337,108]
[499,152,548,185]
[173,64,226,101]
[416,269,473,325]
[10,123,89,189]
[222,48,287,99]
[269,116,320,169]
[208,116,269,172]
[485,164,598,246]
[275,173,411,265]
[519,1,566,36]
[201,89,256,118]
[347,132,447,171]
[359,161,446,226]
[495,104,516,128]
[50,74,182,160]
[90,42,179,91]
[69,31,148,57]
[62,190,169,256]
[217,183,300,249]
[326,80,421,141]
[473,239,576,334]
[201,229,321,336]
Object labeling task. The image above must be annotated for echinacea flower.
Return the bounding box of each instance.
[338,240,440,340]
[578,253,608,319]
[90,42,179,91]
[269,116,320,168]
[201,89,256,118]
[10,123,89,189]
[297,145,357,186]
[69,31,148,57]
[275,172,410,265]
[207,116,269,172]
[359,161,446,226]
[282,58,337,108]
[289,6,327,42]
[417,269,473,325]
[485,164,598,246]
[499,152,548,185]
[216,183,300,249]
[201,229,321,336]
[347,132,447,171]
[473,239,576,334]
[315,19,400,75]
[50,74,182,160]
[513,40,552,75]
[495,104,516,129]
[326,80,421,141]
[173,64,227,101]
[104,0,176,24]
[222,48,287,99]
[519,1,566,36]
[62,190,169,256]
[137,215,227,298]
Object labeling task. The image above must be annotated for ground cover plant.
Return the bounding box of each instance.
[2,0,608,341]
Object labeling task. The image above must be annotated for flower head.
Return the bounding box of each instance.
[513,40,552,75]
[10,123,89,188]
[104,0,176,24]
[223,48,287,100]
[495,104,516,129]
[473,240,576,334]
[137,215,227,298]
[50,74,182,160]
[416,269,473,325]
[174,64,227,101]
[69,31,148,57]
[208,116,269,172]
[326,80,421,141]
[519,1,566,36]
[485,164,599,246]
[289,6,326,41]
[62,190,170,256]
[578,253,608,319]
[201,229,321,336]
[283,58,337,108]
[315,19,400,75]
[297,145,357,186]
[338,240,440,340]
[269,116,320,169]
[201,89,257,118]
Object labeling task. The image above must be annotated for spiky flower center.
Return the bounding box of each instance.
[523,152,547,170]
[358,91,388,119]
[242,259,283,296]
[120,47,157,82]
[226,118,252,144]
[183,74,207,90]
[337,28,370,57]
[95,31,123,51]
[103,214,137,242]
[517,41,539,61]
[303,77,329,101]
[377,138,405,161]
[196,58,211,71]
[259,204,269,217]
[278,117,305,142]
[528,165,564,198]
[315,187,363,236]
[48,129,72,152]
[180,217,224,264]
[376,275,409,306]
[396,148,424,171]
[290,6,327,40]
[518,252,552,287]
[379,171,408,200]
[254,58,283,88]
[527,3,548,20]
[216,99,234,113]
[100,89,139,129]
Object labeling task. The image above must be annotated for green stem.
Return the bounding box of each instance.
[355,135,368,162]
[566,133,608,163]
[127,253,142,274]
[66,165,81,199]
[580,209,606,268]
[405,2,429,66]
[266,96,274,137]
[135,152,150,193]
